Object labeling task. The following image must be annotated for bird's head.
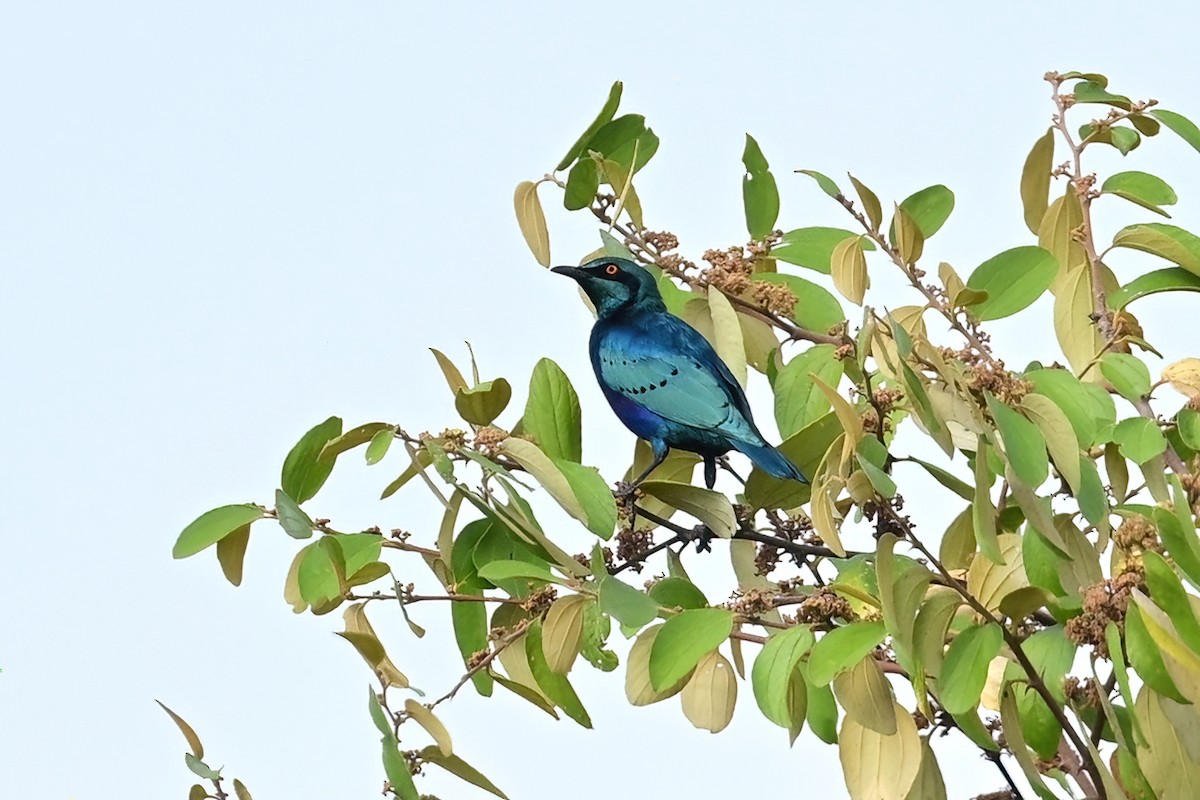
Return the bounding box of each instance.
[551,256,665,318]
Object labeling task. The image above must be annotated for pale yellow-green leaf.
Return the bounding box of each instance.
[1135,686,1200,798]
[1021,128,1055,235]
[707,287,747,387]
[831,235,870,304]
[283,547,308,614]
[1020,394,1082,492]
[832,656,897,735]
[497,634,547,700]
[811,374,863,445]
[156,700,204,759]
[429,348,468,395]
[639,480,737,539]
[342,603,409,688]
[626,624,689,705]
[403,699,453,757]
[1132,591,1200,703]
[904,739,948,800]
[978,655,1010,712]
[541,594,589,674]
[1039,190,1085,281]
[513,181,550,266]
[849,174,883,231]
[1162,358,1200,398]
[232,780,253,800]
[680,651,738,733]
[838,701,921,800]
[891,205,925,264]
[966,534,1029,613]
[497,438,586,524]
[811,480,846,557]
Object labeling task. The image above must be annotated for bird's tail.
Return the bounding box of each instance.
[732,439,809,484]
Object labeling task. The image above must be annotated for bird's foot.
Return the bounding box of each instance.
[716,455,747,486]
[691,524,714,553]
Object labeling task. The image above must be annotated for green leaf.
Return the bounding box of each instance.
[451,595,492,696]
[476,559,557,585]
[556,80,621,171]
[1142,551,1200,653]
[751,625,815,728]
[639,480,737,539]
[274,488,314,539]
[430,349,468,394]
[807,620,887,686]
[1179,408,1200,450]
[381,736,419,800]
[173,504,264,559]
[743,134,779,239]
[796,169,841,197]
[185,753,221,781]
[557,459,617,538]
[455,379,512,426]
[281,416,342,504]
[1025,368,1114,448]
[525,621,592,726]
[419,747,510,799]
[1126,603,1187,702]
[563,158,599,210]
[523,358,582,463]
[986,394,1049,487]
[319,421,395,460]
[588,114,646,158]
[771,227,875,274]
[965,246,1057,320]
[1112,223,1200,276]
[1020,128,1055,234]
[1102,171,1177,217]
[938,623,1003,714]
[1110,267,1200,309]
[648,576,709,611]
[1112,418,1168,463]
[1073,80,1132,109]
[1150,109,1200,155]
[972,438,1002,565]
[754,273,846,332]
[648,608,734,691]
[773,344,844,438]
[364,428,394,465]
[904,457,973,501]
[1099,353,1151,401]
[598,576,660,629]
[896,185,955,238]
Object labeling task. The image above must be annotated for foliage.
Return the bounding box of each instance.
[166,72,1200,800]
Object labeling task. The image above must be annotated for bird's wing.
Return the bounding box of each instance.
[596,315,757,436]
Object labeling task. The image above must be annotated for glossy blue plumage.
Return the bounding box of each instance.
[552,257,808,488]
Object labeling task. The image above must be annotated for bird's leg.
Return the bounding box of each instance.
[716,455,746,486]
[621,444,668,494]
[703,457,717,490]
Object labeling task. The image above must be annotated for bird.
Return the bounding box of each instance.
[551,256,808,491]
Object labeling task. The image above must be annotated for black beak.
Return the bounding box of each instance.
[551,265,586,280]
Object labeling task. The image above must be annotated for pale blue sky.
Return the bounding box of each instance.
[3,2,1198,798]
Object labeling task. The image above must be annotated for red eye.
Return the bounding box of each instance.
[605,264,619,275]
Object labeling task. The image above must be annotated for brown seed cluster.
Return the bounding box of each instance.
[574,546,614,572]
[437,428,468,453]
[1063,675,1103,709]
[466,647,490,670]
[794,587,857,625]
[701,246,754,294]
[520,585,558,617]
[967,360,1031,406]
[1064,573,1145,657]
[1112,515,1161,559]
[472,425,508,453]
[729,587,777,616]
[643,230,680,252]
[615,526,654,567]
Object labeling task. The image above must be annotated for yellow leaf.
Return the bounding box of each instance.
[342,603,409,688]
[838,701,921,800]
[680,651,738,733]
[498,633,548,700]
[541,594,589,674]
[1053,263,1105,376]
[403,699,453,757]
[849,174,883,231]
[811,374,864,445]
[513,180,551,266]
[1039,189,1085,283]
[831,235,870,304]
[1162,358,1200,398]
[811,479,846,557]
[707,287,747,387]
[639,480,737,539]
[1134,686,1200,797]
